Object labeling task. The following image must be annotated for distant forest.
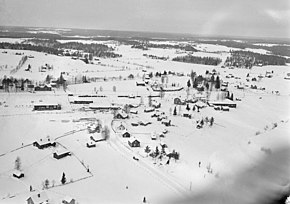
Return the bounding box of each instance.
[195,40,290,57]
[229,50,288,66]
[0,39,121,58]
[172,55,222,66]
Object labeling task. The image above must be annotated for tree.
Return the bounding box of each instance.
[148,95,152,107]
[61,172,66,184]
[145,146,151,156]
[210,117,214,126]
[155,146,160,157]
[205,82,209,90]
[215,76,220,89]
[44,179,49,189]
[15,156,21,171]
[187,79,191,88]
[190,70,196,82]
[173,106,177,116]
[45,75,51,84]
[186,104,190,111]
[113,86,116,92]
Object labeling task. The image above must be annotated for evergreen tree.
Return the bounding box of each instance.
[187,79,191,88]
[145,146,151,155]
[215,76,220,89]
[15,156,21,171]
[44,179,49,189]
[186,104,190,111]
[155,147,160,157]
[61,172,66,184]
[173,106,177,115]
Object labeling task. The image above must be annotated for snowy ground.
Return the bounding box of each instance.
[0,38,290,203]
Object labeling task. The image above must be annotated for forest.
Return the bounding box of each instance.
[172,55,222,65]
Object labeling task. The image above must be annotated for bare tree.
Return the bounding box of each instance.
[15,156,21,171]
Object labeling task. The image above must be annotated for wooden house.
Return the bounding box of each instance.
[33,137,56,149]
[86,141,96,148]
[122,131,131,138]
[33,103,61,111]
[53,150,71,160]
[128,139,140,148]
[114,112,129,119]
[62,197,76,204]
[34,84,52,91]
[13,170,24,179]
[136,81,146,86]
[131,121,139,126]
[26,192,49,204]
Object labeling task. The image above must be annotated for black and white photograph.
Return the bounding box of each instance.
[0,0,289,203]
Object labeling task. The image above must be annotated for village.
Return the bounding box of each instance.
[0,31,290,204]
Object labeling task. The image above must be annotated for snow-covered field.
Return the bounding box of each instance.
[0,38,290,204]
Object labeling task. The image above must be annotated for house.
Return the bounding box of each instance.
[53,150,71,160]
[130,110,138,114]
[208,100,237,108]
[139,121,151,126]
[86,141,96,148]
[90,135,106,143]
[122,131,131,138]
[136,81,146,86]
[72,98,93,104]
[62,197,76,204]
[173,98,185,105]
[27,192,49,204]
[114,111,129,119]
[128,139,140,147]
[13,170,24,179]
[131,121,139,126]
[33,137,56,149]
[151,133,157,140]
[221,106,230,111]
[144,107,155,113]
[34,84,52,91]
[284,73,290,80]
[117,123,126,131]
[183,111,192,119]
[33,103,61,111]
[89,103,120,111]
[162,119,171,126]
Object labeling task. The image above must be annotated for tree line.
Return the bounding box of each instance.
[172,55,222,66]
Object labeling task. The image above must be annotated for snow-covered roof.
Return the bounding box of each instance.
[13,170,24,176]
[27,191,49,203]
[35,137,54,146]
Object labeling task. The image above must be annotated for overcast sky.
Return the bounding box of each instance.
[0,0,289,38]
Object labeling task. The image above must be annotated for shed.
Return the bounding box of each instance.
[122,131,131,138]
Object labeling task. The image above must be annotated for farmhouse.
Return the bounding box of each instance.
[13,170,24,179]
[136,81,146,86]
[86,141,96,148]
[62,197,76,204]
[72,98,93,104]
[122,131,131,138]
[208,99,237,108]
[128,139,140,147]
[144,107,155,113]
[34,84,52,91]
[53,150,71,160]
[33,103,61,111]
[33,137,56,149]
[27,192,49,204]
[114,111,129,119]
[89,103,120,110]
